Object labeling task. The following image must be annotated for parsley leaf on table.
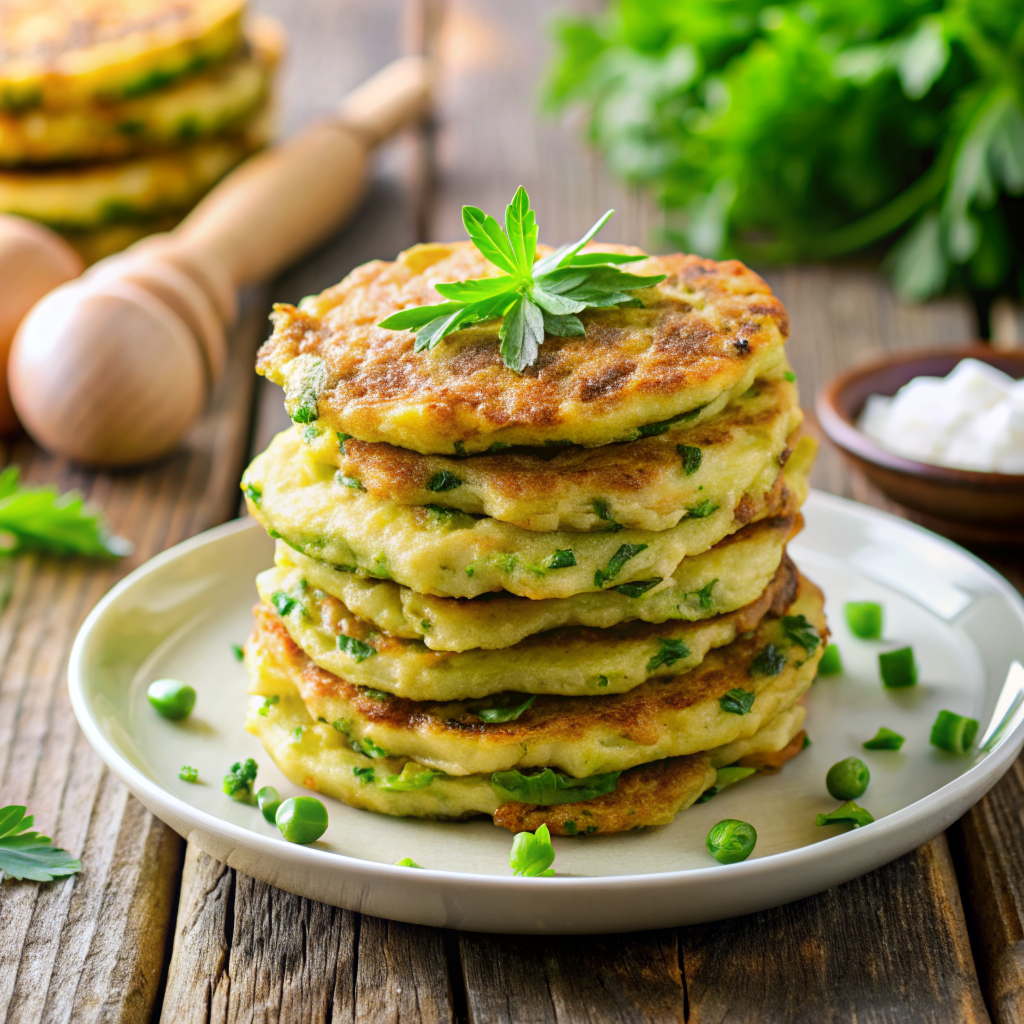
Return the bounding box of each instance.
[0,466,130,558]
[377,186,665,372]
[0,805,82,883]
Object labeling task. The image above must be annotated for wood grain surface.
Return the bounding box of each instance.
[3,0,1024,1022]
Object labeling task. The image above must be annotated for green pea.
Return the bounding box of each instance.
[257,786,281,824]
[275,796,329,844]
[826,757,870,800]
[147,678,196,720]
[706,818,757,864]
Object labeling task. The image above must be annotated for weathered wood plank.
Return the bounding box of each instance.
[159,846,455,1024]
[0,291,267,1024]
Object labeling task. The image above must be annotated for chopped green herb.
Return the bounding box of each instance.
[222,759,258,803]
[706,818,757,864]
[396,857,423,868]
[379,763,443,791]
[336,472,365,491]
[879,647,918,688]
[257,695,279,717]
[491,767,620,805]
[426,470,462,492]
[826,758,870,800]
[477,694,537,723]
[337,634,376,663]
[749,644,785,677]
[353,767,375,783]
[291,726,305,744]
[592,498,623,531]
[594,542,647,588]
[453,441,467,456]
[612,577,662,598]
[231,643,244,661]
[257,786,281,823]
[930,710,979,754]
[684,579,717,610]
[488,442,511,451]
[0,466,131,559]
[509,823,556,877]
[377,187,665,373]
[361,688,391,701]
[864,727,904,751]
[336,431,352,450]
[147,678,196,720]
[270,579,307,618]
[635,410,694,437]
[302,424,319,444]
[178,766,198,783]
[677,445,702,476]
[695,766,756,803]
[647,637,691,672]
[845,601,883,639]
[782,614,821,654]
[686,499,719,519]
[818,644,842,676]
[816,800,874,829]
[544,548,577,570]
[352,735,388,759]
[0,805,82,882]
[802,735,812,749]
[597,675,609,687]
[243,483,262,508]
[719,688,755,715]
[784,371,797,383]
[420,619,432,632]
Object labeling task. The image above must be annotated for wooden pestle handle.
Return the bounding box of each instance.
[169,55,432,289]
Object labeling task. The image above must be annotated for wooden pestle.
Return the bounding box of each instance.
[9,55,431,467]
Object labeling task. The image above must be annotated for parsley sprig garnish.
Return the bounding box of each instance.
[0,805,82,882]
[0,466,130,558]
[378,186,666,372]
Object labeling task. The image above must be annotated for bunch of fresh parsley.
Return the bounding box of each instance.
[0,805,81,883]
[378,186,665,372]
[547,0,1024,318]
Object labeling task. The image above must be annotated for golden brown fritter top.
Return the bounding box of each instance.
[257,242,790,454]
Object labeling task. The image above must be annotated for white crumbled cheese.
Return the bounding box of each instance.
[857,358,1024,474]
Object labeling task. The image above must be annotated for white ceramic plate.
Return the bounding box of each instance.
[69,491,1024,935]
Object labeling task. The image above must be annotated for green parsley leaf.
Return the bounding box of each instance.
[592,498,623,531]
[647,637,691,673]
[749,643,786,677]
[491,767,621,806]
[611,577,662,598]
[0,805,82,882]
[337,634,376,663]
[719,688,755,715]
[781,614,821,654]
[544,549,577,570]
[509,823,556,877]
[336,472,365,491]
[0,466,130,559]
[476,694,536,723]
[686,499,719,519]
[594,542,647,588]
[685,579,717,610]
[377,188,665,371]
[353,766,375,784]
[426,470,462,492]
[677,445,702,476]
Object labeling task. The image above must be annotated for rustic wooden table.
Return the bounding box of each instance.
[3,2,1024,1021]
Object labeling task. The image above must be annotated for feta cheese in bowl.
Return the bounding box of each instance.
[858,359,1024,474]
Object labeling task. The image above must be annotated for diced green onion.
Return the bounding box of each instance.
[879,646,917,688]
[815,800,874,828]
[863,727,904,750]
[817,643,842,676]
[178,766,198,783]
[845,601,883,639]
[929,710,979,754]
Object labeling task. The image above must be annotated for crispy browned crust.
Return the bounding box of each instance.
[329,376,797,511]
[492,754,717,835]
[256,242,789,453]
[249,563,818,751]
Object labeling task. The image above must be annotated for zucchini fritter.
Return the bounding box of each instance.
[257,242,790,454]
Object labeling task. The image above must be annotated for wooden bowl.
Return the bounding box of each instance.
[816,346,1024,541]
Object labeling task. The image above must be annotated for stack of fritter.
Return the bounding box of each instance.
[0,0,283,262]
[241,241,829,836]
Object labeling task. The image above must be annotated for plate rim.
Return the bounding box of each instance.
[67,492,1024,902]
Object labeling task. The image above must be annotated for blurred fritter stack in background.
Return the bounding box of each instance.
[0,0,284,263]
[237,238,830,838]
